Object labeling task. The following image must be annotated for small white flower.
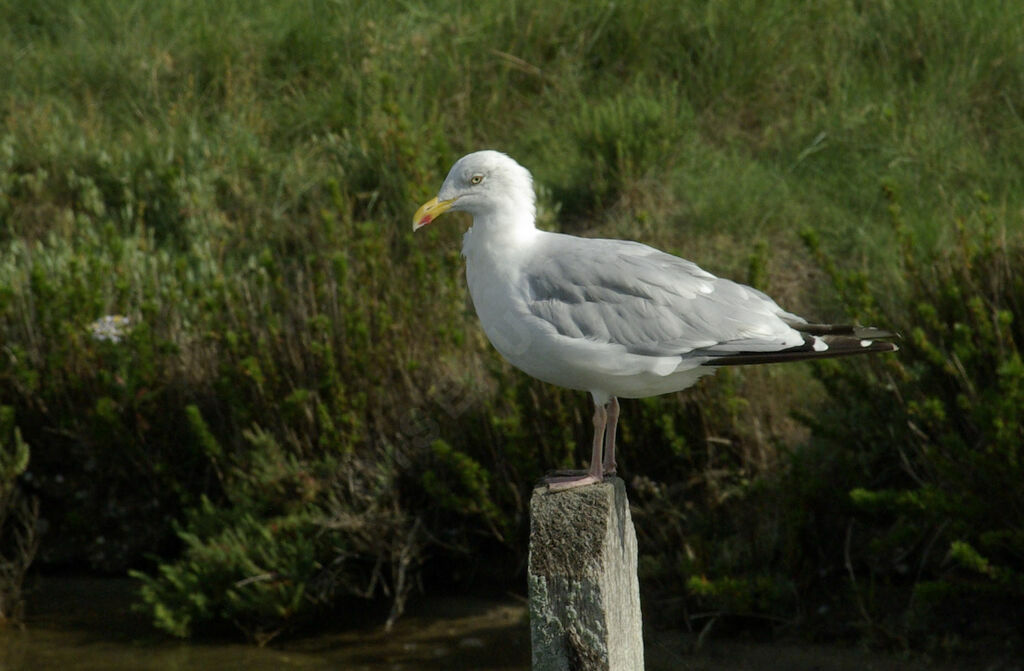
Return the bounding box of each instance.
[89,315,132,343]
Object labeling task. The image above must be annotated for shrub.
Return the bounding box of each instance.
[633,193,1024,650]
[0,406,38,626]
[799,190,1024,648]
[131,419,420,643]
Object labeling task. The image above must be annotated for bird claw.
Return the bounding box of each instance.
[544,472,605,491]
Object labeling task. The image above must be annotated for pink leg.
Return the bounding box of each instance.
[602,397,619,475]
[545,402,606,491]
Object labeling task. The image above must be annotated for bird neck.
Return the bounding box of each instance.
[461,208,538,261]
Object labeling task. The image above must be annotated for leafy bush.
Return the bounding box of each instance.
[131,419,420,643]
[633,194,1024,652]
[630,374,809,641]
[799,191,1024,648]
[0,406,38,626]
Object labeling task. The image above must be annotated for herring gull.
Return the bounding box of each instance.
[413,151,897,490]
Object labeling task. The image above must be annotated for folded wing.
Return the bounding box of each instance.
[523,234,896,369]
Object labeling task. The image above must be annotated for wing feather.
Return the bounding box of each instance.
[523,235,801,358]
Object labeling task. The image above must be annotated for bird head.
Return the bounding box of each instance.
[412,151,536,231]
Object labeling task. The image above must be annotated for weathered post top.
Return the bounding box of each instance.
[528,477,644,671]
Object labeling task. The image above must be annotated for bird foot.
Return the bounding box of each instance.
[545,472,605,491]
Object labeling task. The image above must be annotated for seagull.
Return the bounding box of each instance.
[413,151,897,490]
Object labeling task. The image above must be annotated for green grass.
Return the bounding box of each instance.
[1,0,1023,643]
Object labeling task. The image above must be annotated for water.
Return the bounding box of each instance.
[1,578,999,670]
[0,577,531,671]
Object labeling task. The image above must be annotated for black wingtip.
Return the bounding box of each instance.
[702,332,899,367]
[789,322,901,340]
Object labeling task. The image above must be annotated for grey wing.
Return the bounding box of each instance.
[524,236,803,358]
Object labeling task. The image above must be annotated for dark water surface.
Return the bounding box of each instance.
[1,577,530,671]
[1,578,1009,671]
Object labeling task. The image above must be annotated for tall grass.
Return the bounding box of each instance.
[0,0,1022,643]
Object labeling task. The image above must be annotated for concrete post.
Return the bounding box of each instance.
[528,477,644,670]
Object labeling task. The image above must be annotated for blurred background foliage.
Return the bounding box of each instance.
[0,0,1022,651]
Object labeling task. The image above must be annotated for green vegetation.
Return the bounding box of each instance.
[0,406,37,625]
[0,0,1021,651]
[802,201,1024,648]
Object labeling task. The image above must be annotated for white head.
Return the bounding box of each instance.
[412,151,536,232]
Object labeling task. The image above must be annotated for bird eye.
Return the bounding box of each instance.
[470,174,484,185]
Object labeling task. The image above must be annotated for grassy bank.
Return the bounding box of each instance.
[1,0,1022,649]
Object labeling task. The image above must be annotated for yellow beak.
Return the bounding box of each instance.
[412,196,458,231]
